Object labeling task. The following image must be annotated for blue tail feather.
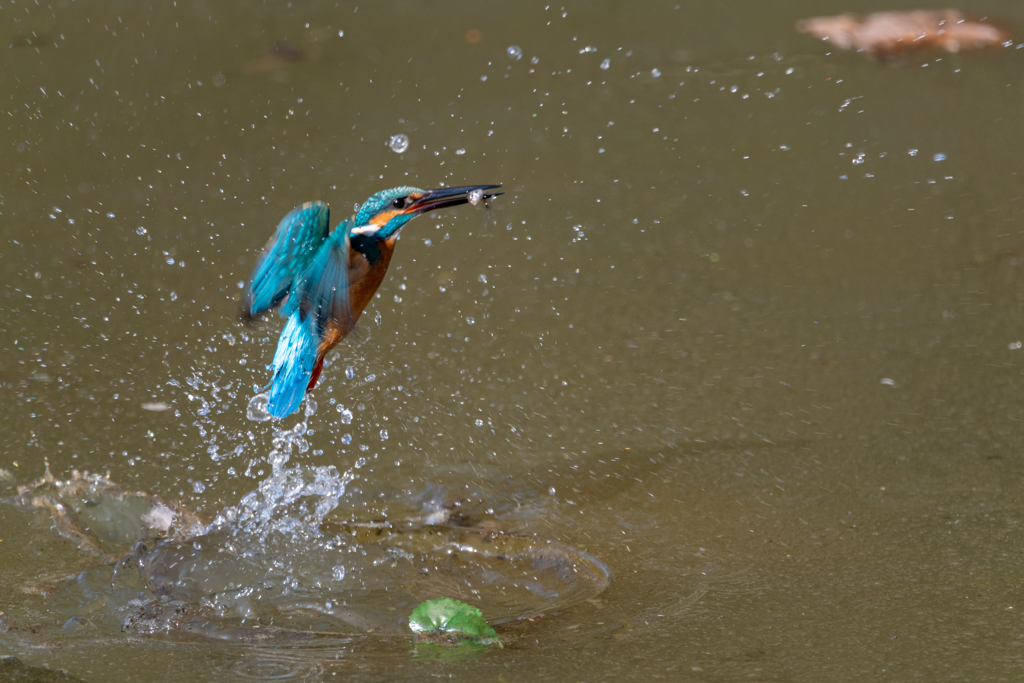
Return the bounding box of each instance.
[266,314,319,419]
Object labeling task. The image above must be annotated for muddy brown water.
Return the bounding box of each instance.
[4,1,1024,680]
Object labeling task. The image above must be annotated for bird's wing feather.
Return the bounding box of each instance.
[297,226,356,337]
[242,201,330,320]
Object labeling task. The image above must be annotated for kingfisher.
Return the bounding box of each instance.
[241,184,502,419]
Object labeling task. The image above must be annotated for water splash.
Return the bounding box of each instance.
[209,405,356,544]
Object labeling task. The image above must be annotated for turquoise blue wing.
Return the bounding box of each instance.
[296,224,356,336]
[242,201,330,320]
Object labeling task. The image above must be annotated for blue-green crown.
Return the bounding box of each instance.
[352,186,425,240]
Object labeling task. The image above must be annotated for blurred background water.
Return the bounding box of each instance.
[4,0,1024,680]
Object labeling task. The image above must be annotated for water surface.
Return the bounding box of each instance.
[4,1,1024,680]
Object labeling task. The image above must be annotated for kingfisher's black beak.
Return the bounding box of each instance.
[410,184,503,214]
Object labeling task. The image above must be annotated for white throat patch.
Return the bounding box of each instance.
[351,224,380,236]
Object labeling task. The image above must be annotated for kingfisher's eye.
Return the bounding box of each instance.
[392,197,405,209]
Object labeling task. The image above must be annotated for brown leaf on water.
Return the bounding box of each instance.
[796,10,1012,56]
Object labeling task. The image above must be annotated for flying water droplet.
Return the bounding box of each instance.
[136,226,147,235]
[507,45,522,60]
[332,565,346,581]
[651,68,662,78]
[341,433,352,444]
[468,189,484,206]
[600,58,610,70]
[246,394,272,421]
[379,429,388,441]
[466,317,475,325]
[338,405,353,423]
[389,134,409,153]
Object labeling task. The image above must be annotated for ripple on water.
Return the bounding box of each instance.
[230,651,325,681]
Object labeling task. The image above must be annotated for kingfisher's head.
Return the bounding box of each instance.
[351,184,502,241]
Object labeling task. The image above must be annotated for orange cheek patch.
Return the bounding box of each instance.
[371,209,401,226]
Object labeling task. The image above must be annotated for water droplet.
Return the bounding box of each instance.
[365,374,376,383]
[379,429,388,441]
[338,405,353,423]
[332,565,346,581]
[192,481,206,493]
[374,311,383,326]
[246,394,272,421]
[106,211,115,218]
[908,149,918,157]
[389,133,409,153]
[136,226,147,235]
[475,419,484,427]
[507,45,522,60]
[166,257,175,265]
[531,56,539,65]
[345,367,355,379]
[355,457,366,468]
[468,189,484,206]
[549,487,557,495]
[337,29,345,37]
[600,58,610,70]
[341,433,352,444]
[169,291,178,301]
[478,274,487,283]
[933,153,946,161]
[455,148,466,155]
[651,68,661,78]
[466,317,475,325]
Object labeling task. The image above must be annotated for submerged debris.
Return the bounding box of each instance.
[796,10,1012,56]
[17,469,204,562]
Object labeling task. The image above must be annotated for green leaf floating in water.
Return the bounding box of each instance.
[408,598,500,646]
